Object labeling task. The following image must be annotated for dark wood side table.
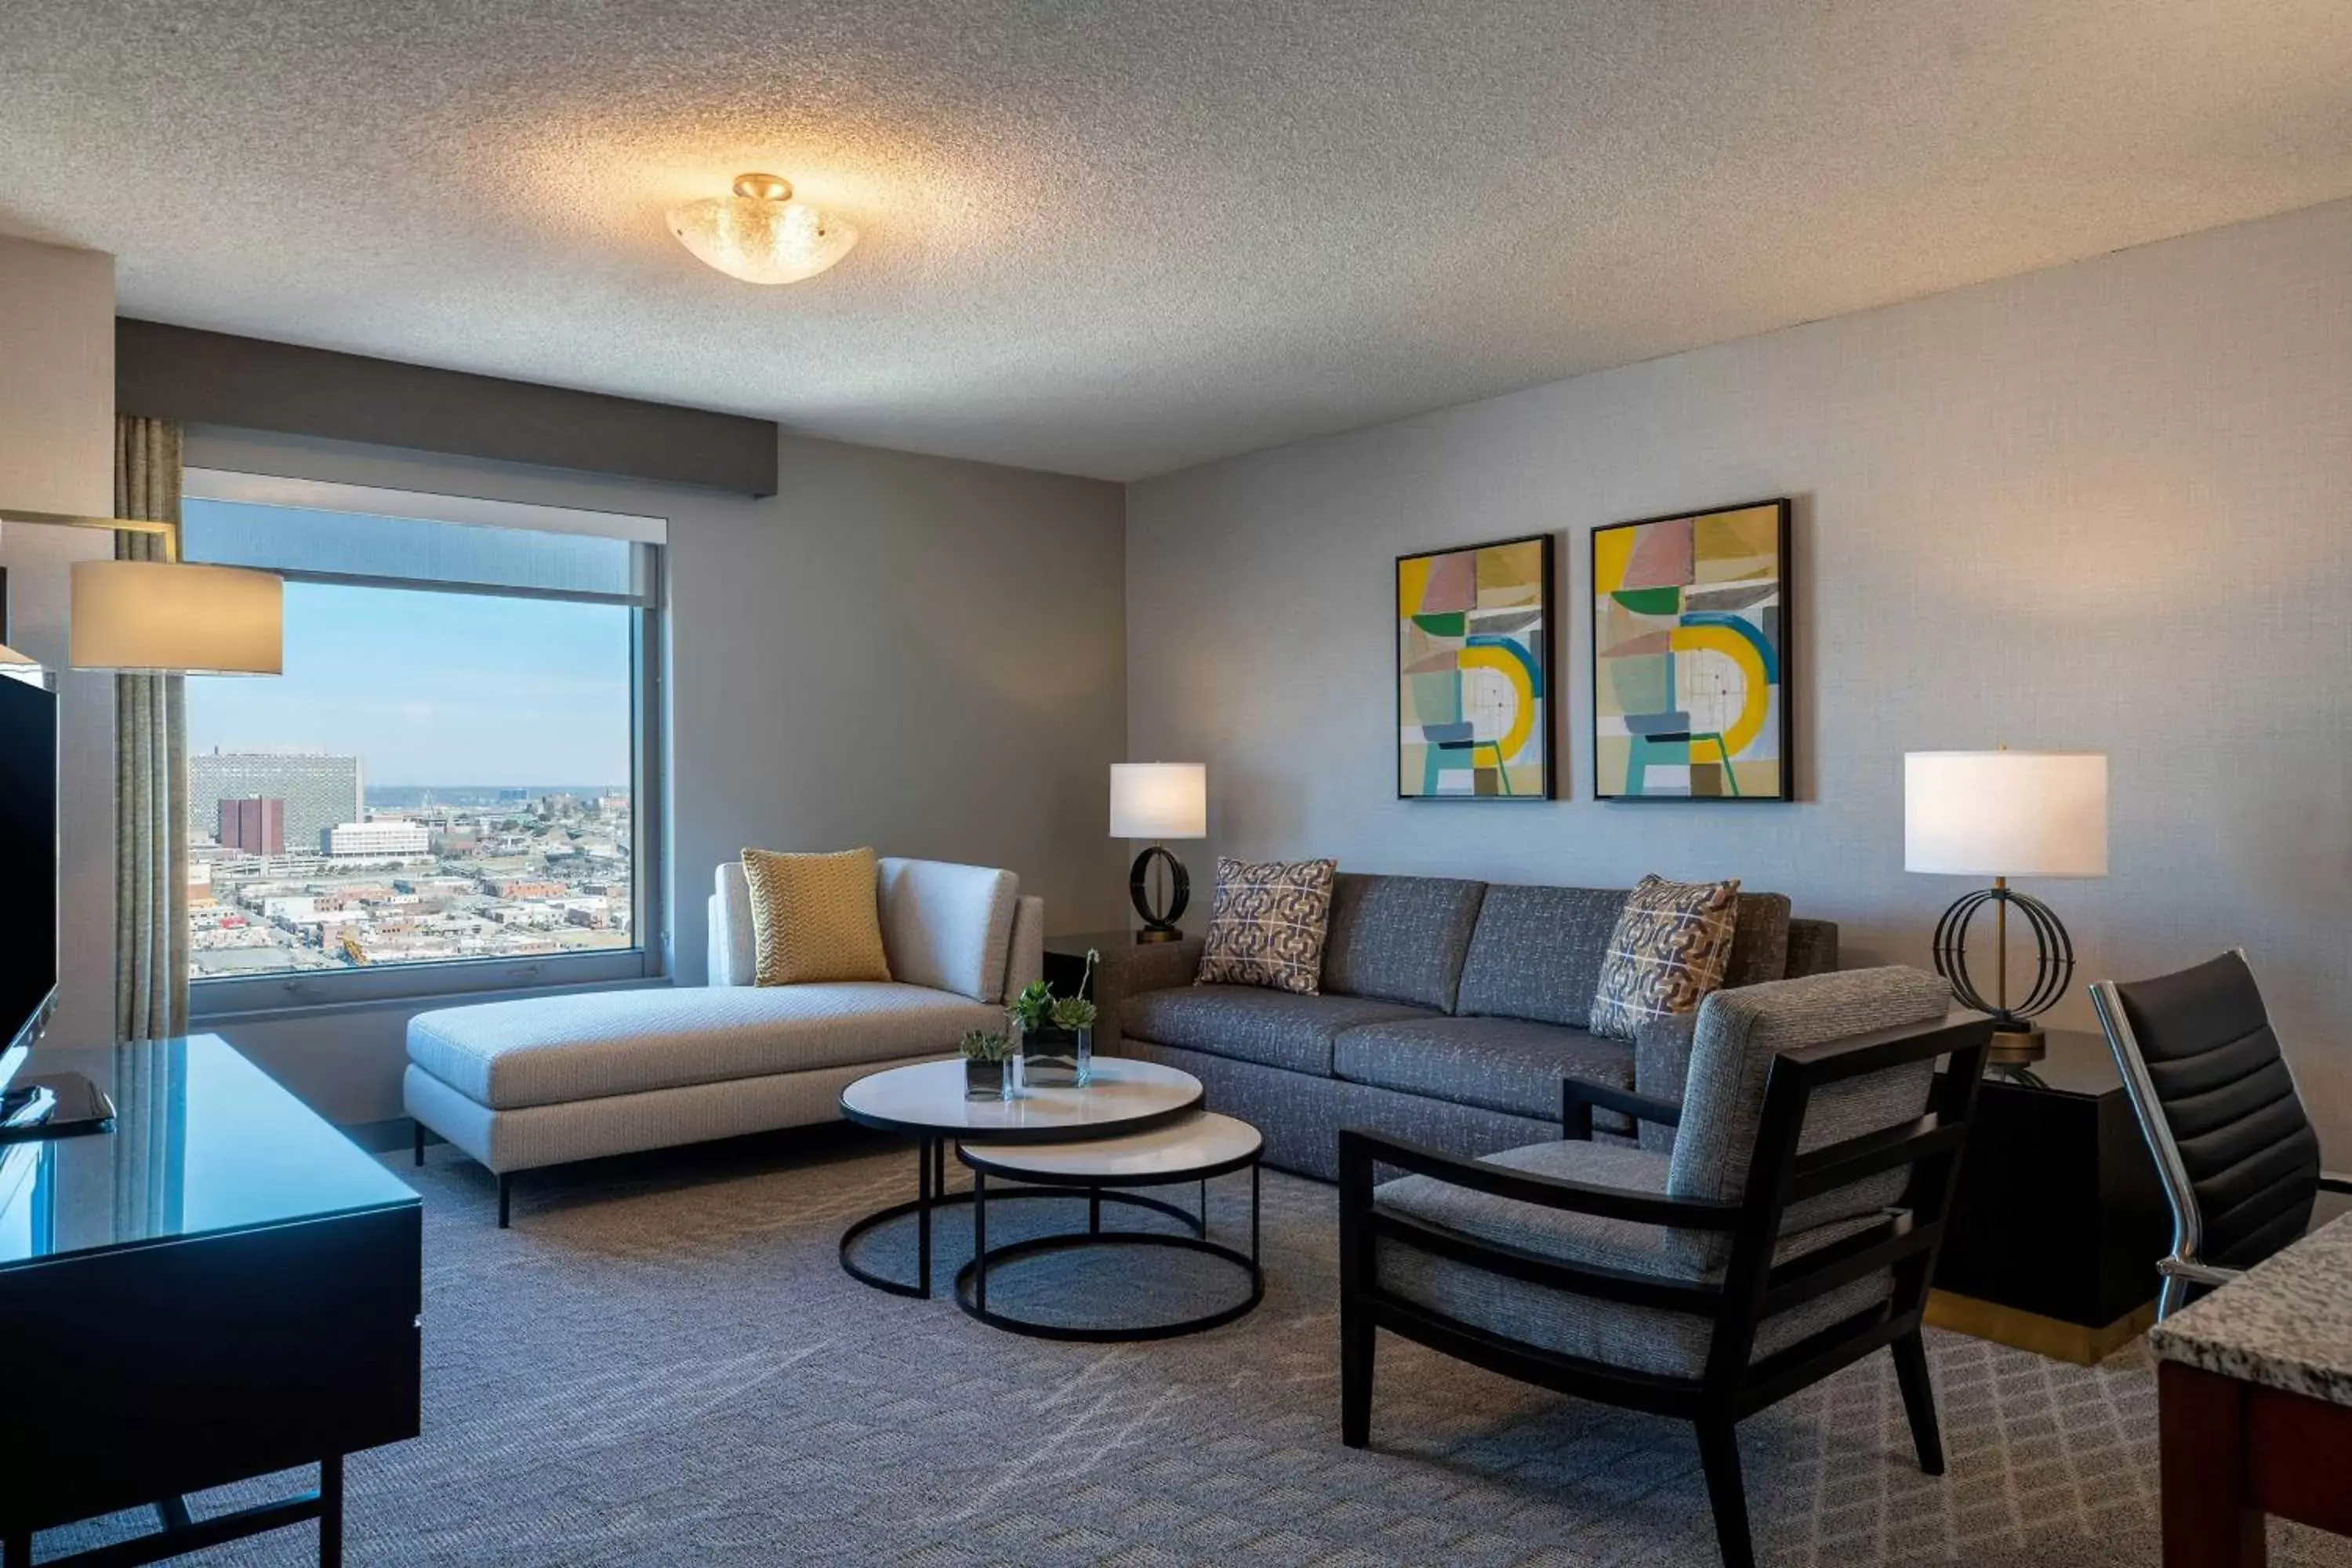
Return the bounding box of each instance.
[0,1036,421,1567]
[1926,1027,2171,1363]
[1043,929,1146,996]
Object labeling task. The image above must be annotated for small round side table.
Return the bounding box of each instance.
[954,1111,1265,1342]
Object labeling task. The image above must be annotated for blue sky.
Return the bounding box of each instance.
[187,583,633,787]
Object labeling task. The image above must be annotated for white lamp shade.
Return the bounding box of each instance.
[69,559,283,675]
[1110,763,1207,840]
[1904,751,2107,878]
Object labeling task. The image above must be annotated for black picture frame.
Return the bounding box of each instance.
[1589,497,1793,803]
[1396,532,1556,802]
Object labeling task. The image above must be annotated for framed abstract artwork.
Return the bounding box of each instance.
[1592,498,1792,801]
[1396,532,1555,800]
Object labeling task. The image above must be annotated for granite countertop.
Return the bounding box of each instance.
[2148,1212,2352,1406]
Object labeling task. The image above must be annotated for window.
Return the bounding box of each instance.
[180,471,664,1014]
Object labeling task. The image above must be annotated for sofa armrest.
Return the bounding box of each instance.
[1089,936,1203,1058]
[1003,895,1046,1000]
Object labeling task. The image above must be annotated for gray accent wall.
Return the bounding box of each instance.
[187,426,1127,1123]
[0,237,114,1057]
[1125,197,2352,1154]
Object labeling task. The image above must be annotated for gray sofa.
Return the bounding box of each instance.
[1097,872,1836,1179]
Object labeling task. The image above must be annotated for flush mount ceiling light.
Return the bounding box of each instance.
[666,172,858,285]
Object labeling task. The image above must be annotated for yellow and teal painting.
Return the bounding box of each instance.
[1592,499,1791,800]
[1396,534,1553,799]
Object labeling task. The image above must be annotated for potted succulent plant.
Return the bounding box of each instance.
[960,1028,1015,1101]
[1011,950,1099,1087]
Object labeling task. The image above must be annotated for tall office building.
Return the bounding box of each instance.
[189,750,363,855]
[216,797,285,855]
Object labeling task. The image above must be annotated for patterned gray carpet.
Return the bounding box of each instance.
[36,1130,2352,1566]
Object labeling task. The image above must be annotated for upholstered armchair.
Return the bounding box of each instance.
[1338,968,1995,1568]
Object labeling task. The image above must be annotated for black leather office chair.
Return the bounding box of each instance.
[2090,949,2351,1319]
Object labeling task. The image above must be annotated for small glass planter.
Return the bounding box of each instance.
[964,1058,1012,1101]
[1022,1025,1093,1088]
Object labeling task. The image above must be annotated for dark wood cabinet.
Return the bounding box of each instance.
[0,1036,422,1566]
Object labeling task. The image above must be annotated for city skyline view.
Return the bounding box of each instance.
[182,577,639,980]
[186,580,633,787]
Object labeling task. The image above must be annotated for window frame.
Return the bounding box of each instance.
[182,471,667,1020]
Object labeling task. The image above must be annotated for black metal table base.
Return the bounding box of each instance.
[837,1134,1202,1299]
[953,1161,1263,1342]
[5,1458,343,1568]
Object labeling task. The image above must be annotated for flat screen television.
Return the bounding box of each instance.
[0,669,58,1073]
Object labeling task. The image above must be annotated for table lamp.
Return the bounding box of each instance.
[1109,763,1207,944]
[1904,750,2107,1064]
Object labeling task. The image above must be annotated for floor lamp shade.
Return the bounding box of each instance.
[1109,764,1207,840]
[1904,751,2107,877]
[69,559,283,675]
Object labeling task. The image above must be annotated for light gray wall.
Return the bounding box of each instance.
[1126,197,2352,1153]
[0,236,114,1055]
[189,427,1128,1123]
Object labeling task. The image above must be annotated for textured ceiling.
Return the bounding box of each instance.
[3,2,2350,481]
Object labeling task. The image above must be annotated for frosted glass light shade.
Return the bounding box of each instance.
[70,559,282,674]
[667,174,858,285]
[1904,751,2107,878]
[1110,763,1207,840]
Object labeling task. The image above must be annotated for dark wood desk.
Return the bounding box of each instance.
[0,1036,422,1567]
[2151,1214,2352,1565]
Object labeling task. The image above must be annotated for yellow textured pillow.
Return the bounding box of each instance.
[740,846,893,985]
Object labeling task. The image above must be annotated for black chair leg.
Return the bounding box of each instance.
[412,1120,426,1167]
[1695,1418,1755,1568]
[497,1172,512,1229]
[1891,1328,1945,1475]
[1339,1301,1374,1449]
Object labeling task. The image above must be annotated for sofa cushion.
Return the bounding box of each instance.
[1120,984,1431,1076]
[1453,884,1628,1028]
[1333,1016,1632,1120]
[1319,873,1487,1011]
[1374,1137,1896,1378]
[1723,891,1794,988]
[408,984,1000,1111]
[876,857,1018,1004]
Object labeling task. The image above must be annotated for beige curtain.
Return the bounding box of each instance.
[114,416,189,1040]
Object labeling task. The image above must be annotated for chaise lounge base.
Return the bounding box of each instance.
[404,1051,946,1226]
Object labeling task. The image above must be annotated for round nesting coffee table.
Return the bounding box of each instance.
[956,1111,1265,1341]
[837,1057,1203,1299]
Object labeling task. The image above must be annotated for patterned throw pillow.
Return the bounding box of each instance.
[1194,857,1339,996]
[1588,874,1743,1041]
[740,846,894,985]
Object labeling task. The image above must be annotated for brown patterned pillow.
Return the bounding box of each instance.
[1194,857,1339,996]
[1588,874,1743,1041]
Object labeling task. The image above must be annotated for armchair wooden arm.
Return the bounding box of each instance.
[1338,1126,1740,1232]
[1560,1077,1684,1141]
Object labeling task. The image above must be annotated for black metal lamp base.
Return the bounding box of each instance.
[1128,844,1191,943]
[1931,880,2074,1056]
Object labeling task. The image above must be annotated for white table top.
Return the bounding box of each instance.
[839,1056,1202,1142]
[961,1112,1262,1181]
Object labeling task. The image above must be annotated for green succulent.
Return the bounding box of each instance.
[1050,996,1098,1031]
[959,1029,1014,1063]
[1007,979,1055,1032]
